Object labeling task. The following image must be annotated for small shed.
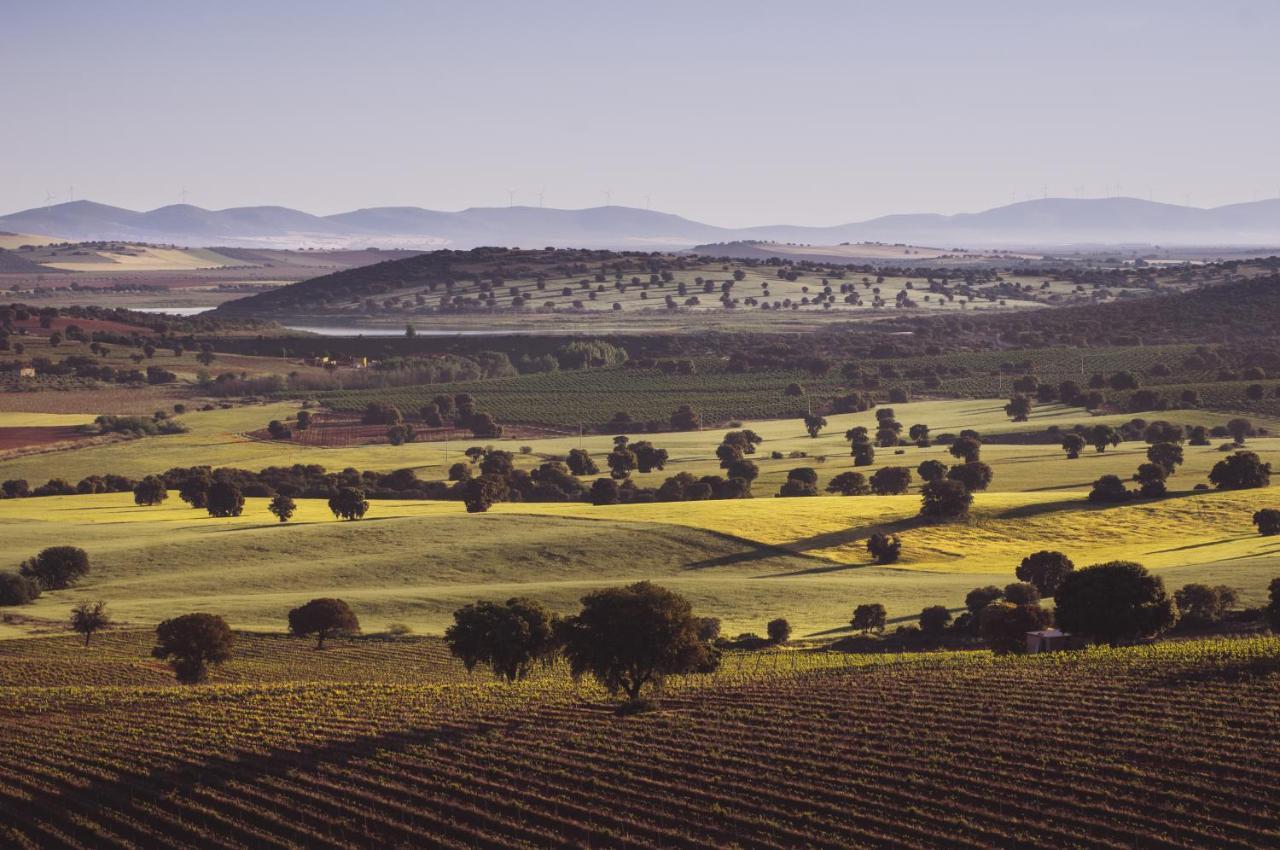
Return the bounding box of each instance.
[1025,629,1084,654]
[16,363,36,379]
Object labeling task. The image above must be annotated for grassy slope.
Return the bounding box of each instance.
[4,397,1279,639]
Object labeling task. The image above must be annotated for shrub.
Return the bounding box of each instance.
[919,605,952,636]
[0,572,41,606]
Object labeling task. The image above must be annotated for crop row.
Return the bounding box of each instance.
[0,637,1276,848]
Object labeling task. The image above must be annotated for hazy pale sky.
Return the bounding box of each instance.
[3,0,1278,226]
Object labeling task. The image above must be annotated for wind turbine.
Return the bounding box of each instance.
[602,189,611,207]
[44,190,55,210]
[507,189,515,207]
[179,187,190,205]
[644,194,651,210]
[537,187,545,208]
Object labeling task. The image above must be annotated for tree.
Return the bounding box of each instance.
[1016,550,1075,597]
[206,481,244,518]
[766,618,791,644]
[590,477,621,506]
[632,442,668,473]
[1003,581,1041,605]
[803,414,827,438]
[607,446,638,480]
[1253,509,1280,536]
[980,602,1053,654]
[1088,474,1132,503]
[851,442,875,466]
[566,449,598,476]
[670,405,701,431]
[462,476,506,513]
[919,605,951,636]
[1174,583,1237,628]
[1147,442,1184,476]
[1143,421,1184,444]
[328,486,369,520]
[869,466,912,495]
[1061,433,1085,460]
[151,613,234,683]
[946,462,992,492]
[386,423,416,445]
[178,474,210,508]
[558,582,718,701]
[850,603,886,634]
[467,412,503,439]
[1133,462,1168,498]
[1266,578,1280,633]
[133,475,167,506]
[964,585,1003,618]
[866,533,902,564]
[268,494,296,523]
[949,436,982,463]
[1226,418,1253,444]
[267,419,292,440]
[70,601,111,646]
[0,572,41,606]
[20,546,90,590]
[1088,424,1121,453]
[1004,395,1032,422]
[826,471,869,496]
[908,424,931,447]
[920,479,972,521]
[445,597,560,682]
[288,598,361,648]
[917,459,948,482]
[1054,561,1177,645]
[1209,452,1271,490]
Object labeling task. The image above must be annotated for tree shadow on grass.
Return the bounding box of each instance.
[680,516,925,573]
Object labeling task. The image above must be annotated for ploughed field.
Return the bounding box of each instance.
[0,633,1276,849]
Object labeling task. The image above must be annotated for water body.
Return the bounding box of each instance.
[131,307,210,316]
[281,325,576,337]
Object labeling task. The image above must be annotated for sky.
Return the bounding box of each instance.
[2,0,1278,226]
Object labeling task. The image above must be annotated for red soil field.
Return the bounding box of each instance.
[0,425,89,451]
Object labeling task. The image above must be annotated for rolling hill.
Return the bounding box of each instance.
[5,197,1280,251]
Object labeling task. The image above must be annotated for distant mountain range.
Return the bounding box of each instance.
[3,197,1280,251]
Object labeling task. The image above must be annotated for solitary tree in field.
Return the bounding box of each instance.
[1209,452,1271,490]
[1133,462,1168,498]
[1053,561,1177,645]
[445,597,560,682]
[766,618,792,644]
[328,486,369,520]
[288,598,361,648]
[206,481,245,518]
[1147,441,1184,476]
[1252,508,1280,536]
[268,494,296,523]
[869,466,912,495]
[1004,395,1032,422]
[558,582,718,701]
[1226,418,1253,444]
[70,601,111,646]
[803,414,827,438]
[133,475,167,506]
[850,603,887,634]
[1016,550,1075,597]
[152,612,234,683]
[1088,424,1121,453]
[826,471,870,496]
[1061,433,1085,459]
[1088,474,1132,503]
[866,533,902,564]
[908,423,931,447]
[916,459,947,483]
[949,436,982,464]
[851,442,876,466]
[20,546,90,590]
